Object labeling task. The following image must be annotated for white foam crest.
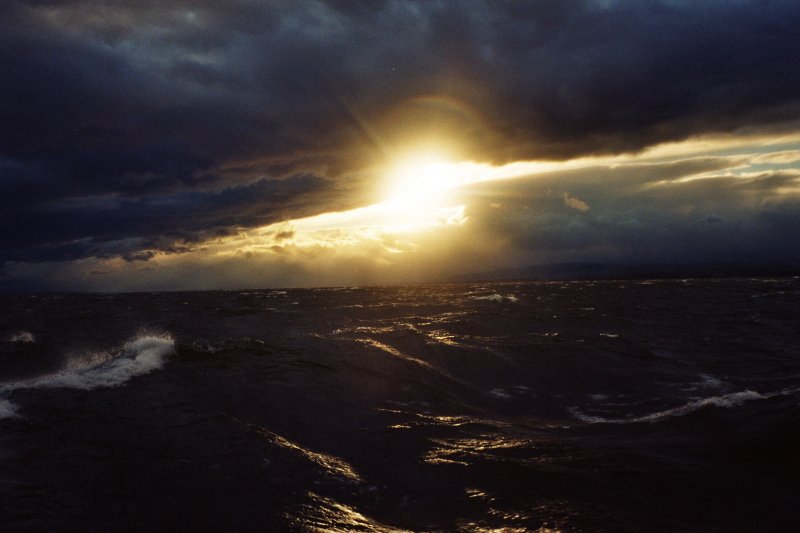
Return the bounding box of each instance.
[3,334,174,394]
[685,373,725,392]
[636,390,765,423]
[0,398,19,419]
[571,389,769,425]
[568,408,611,424]
[490,388,512,399]
[470,293,518,303]
[9,331,35,343]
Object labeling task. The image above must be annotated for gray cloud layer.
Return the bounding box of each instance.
[2,0,800,280]
[462,160,800,267]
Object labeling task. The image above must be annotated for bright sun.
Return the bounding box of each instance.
[253,150,549,243]
[382,151,464,209]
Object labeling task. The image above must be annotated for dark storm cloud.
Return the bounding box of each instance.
[2,0,800,267]
[0,172,335,262]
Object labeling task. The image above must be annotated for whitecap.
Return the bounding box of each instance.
[0,398,19,419]
[489,388,512,399]
[470,293,518,303]
[685,374,725,392]
[22,335,172,391]
[9,331,35,343]
[568,408,611,424]
[0,334,175,418]
[471,294,503,303]
[570,389,767,425]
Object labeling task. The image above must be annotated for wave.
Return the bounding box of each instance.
[8,331,35,343]
[288,492,406,532]
[0,398,19,419]
[248,423,363,484]
[470,293,519,303]
[570,389,780,425]
[0,334,174,419]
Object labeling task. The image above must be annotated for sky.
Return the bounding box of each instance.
[2,0,800,291]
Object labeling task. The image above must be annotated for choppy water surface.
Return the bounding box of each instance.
[1,278,799,531]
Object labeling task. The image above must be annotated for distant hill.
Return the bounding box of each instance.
[450,262,800,283]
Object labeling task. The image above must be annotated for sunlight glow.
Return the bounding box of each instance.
[254,153,563,248]
[168,129,800,274]
[241,132,800,255]
[382,152,463,209]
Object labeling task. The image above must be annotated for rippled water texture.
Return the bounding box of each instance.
[1,278,799,531]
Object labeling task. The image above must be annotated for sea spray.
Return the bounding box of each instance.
[0,333,174,418]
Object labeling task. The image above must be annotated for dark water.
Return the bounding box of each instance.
[1,278,799,531]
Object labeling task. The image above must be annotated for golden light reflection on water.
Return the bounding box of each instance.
[424,435,535,466]
[289,492,411,533]
[459,489,566,533]
[248,423,363,484]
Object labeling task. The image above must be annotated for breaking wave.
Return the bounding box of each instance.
[0,334,174,419]
[570,389,781,425]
